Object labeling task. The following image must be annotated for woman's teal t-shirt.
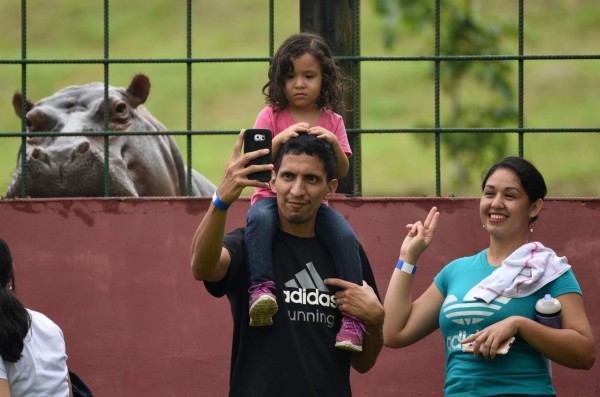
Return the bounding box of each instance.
[434,249,581,397]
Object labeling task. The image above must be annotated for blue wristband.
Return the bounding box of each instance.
[396,259,417,274]
[212,192,231,211]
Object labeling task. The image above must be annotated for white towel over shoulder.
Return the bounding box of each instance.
[473,242,571,304]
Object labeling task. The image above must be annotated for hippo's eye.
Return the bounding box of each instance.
[115,103,127,114]
[111,101,130,123]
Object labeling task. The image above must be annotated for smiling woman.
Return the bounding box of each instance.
[383,156,595,397]
[479,158,545,262]
[478,158,545,266]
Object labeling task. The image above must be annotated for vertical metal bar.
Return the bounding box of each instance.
[434,0,441,197]
[269,0,274,57]
[19,0,27,198]
[518,0,525,157]
[352,0,361,197]
[186,0,193,196]
[103,0,110,197]
[299,0,360,196]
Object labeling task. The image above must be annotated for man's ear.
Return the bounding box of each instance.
[324,179,339,200]
[269,170,277,194]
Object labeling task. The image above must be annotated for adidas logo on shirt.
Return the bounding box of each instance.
[443,285,513,351]
[442,286,512,326]
[283,262,337,328]
[283,262,336,308]
[284,261,330,291]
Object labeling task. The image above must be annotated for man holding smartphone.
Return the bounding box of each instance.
[243,128,273,182]
[190,131,384,396]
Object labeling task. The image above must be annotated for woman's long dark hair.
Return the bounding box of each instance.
[0,237,31,362]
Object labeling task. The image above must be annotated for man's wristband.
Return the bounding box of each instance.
[396,259,417,275]
[212,192,231,211]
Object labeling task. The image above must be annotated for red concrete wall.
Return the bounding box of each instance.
[0,197,598,396]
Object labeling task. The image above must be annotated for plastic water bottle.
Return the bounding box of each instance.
[535,294,562,329]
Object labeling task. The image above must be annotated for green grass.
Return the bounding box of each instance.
[1,0,599,197]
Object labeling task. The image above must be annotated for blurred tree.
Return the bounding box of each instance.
[375,0,518,194]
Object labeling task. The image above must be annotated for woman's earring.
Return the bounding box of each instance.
[529,223,534,233]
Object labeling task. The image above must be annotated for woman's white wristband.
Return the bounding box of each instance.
[396,259,417,275]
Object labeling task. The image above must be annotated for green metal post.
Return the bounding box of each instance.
[299,0,360,196]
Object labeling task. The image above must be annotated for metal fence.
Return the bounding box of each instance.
[2,0,600,197]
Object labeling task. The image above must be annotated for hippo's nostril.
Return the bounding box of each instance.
[77,141,90,154]
[30,147,50,165]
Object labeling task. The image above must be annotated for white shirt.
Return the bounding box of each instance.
[0,309,70,397]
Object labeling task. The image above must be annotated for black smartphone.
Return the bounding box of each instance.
[243,128,272,182]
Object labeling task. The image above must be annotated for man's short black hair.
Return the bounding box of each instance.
[274,133,337,181]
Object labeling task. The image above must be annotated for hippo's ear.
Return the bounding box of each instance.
[12,92,34,119]
[126,74,150,107]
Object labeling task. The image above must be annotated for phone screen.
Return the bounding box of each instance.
[243,129,272,182]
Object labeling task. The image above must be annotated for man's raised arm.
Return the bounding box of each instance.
[190,130,273,282]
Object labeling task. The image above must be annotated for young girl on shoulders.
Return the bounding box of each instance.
[245,32,365,351]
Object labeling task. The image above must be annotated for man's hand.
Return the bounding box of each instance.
[325,278,385,373]
[217,130,274,204]
[324,278,384,330]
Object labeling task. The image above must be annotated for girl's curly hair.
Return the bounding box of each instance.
[262,32,350,112]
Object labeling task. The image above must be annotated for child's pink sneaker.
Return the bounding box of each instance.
[248,281,278,327]
[335,314,366,352]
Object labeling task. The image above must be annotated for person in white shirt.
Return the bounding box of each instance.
[0,237,72,397]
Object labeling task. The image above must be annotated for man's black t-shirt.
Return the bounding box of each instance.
[205,228,379,397]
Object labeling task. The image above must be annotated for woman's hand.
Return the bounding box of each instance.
[460,316,519,359]
[399,207,440,264]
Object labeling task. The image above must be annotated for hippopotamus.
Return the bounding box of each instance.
[5,74,216,198]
